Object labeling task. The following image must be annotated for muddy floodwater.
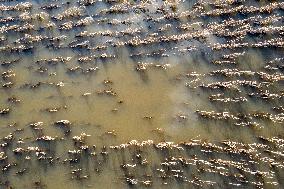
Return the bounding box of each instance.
[0,0,284,189]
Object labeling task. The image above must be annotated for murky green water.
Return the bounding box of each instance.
[0,0,284,188]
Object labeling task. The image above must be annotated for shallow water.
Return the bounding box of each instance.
[0,0,284,189]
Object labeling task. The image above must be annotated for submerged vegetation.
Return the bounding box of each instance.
[0,0,283,188]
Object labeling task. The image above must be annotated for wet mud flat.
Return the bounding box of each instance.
[0,0,284,188]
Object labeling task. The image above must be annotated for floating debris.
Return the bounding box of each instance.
[0,108,10,115]
[54,120,71,126]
